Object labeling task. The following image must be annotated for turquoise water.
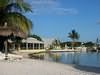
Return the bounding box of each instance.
[44,52,100,68]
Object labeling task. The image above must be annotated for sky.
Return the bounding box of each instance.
[25,0,100,42]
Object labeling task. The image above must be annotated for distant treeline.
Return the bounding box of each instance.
[61,41,95,48]
[61,42,81,48]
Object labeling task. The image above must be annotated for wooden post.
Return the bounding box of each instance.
[26,43,28,50]
[4,41,8,60]
[33,43,34,50]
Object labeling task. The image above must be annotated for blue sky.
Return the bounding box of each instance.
[25,0,100,42]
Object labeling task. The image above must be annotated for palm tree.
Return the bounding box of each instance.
[0,0,32,34]
[0,0,32,53]
[68,29,80,50]
[52,39,61,49]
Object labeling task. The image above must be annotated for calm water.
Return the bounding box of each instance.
[44,52,100,68]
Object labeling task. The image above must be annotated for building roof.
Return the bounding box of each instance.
[0,27,26,38]
[22,37,44,44]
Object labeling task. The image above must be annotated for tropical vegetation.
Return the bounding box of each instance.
[0,0,32,32]
[61,42,81,49]
[0,0,32,34]
[68,29,80,49]
[0,0,32,52]
[28,34,43,41]
[83,41,95,47]
[50,39,61,49]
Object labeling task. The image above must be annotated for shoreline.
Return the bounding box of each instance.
[0,58,100,75]
[18,49,80,53]
[0,52,100,75]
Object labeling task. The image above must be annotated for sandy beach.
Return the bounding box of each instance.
[0,58,100,75]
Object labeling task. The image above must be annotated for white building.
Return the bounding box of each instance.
[21,37,44,50]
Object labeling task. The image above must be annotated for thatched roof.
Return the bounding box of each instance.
[0,26,27,38]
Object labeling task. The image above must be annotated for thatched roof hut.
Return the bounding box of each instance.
[0,26,27,38]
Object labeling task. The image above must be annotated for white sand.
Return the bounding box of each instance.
[0,59,100,75]
[0,52,23,60]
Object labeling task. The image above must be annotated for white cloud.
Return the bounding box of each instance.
[30,0,78,15]
[32,8,78,15]
[52,8,78,15]
[31,0,59,8]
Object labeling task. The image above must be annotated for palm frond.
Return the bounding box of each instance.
[2,12,32,34]
[0,0,32,36]
[16,1,32,13]
[0,0,9,8]
[68,29,79,41]
[5,1,32,13]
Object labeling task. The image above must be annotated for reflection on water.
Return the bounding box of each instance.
[44,52,61,62]
[44,52,100,68]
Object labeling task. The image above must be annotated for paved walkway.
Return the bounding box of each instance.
[0,59,100,75]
